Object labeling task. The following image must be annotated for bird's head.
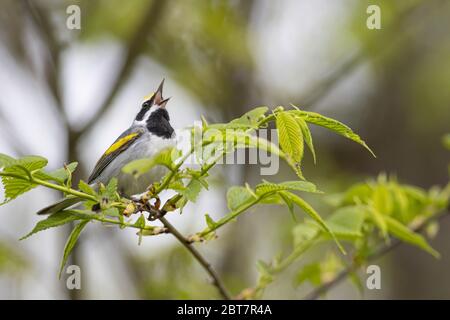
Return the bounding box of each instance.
[134,79,174,138]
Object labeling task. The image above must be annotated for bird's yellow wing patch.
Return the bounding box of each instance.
[104,133,139,156]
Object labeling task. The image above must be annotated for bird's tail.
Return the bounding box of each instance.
[36,196,82,215]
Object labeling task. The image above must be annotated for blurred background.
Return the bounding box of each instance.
[0,0,449,299]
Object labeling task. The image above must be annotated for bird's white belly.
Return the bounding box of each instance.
[92,133,175,197]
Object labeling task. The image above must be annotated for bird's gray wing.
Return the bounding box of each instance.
[88,127,145,184]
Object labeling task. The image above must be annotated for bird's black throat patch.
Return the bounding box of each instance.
[146,108,174,138]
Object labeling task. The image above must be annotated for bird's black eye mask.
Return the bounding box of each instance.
[135,98,154,121]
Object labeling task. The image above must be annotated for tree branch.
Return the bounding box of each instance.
[303,210,450,300]
[158,216,232,300]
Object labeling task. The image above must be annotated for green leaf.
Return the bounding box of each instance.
[205,214,217,229]
[279,191,296,221]
[103,207,120,217]
[78,180,97,196]
[209,106,268,130]
[342,183,372,205]
[372,184,393,216]
[122,147,178,177]
[10,155,48,171]
[276,112,304,167]
[293,110,375,157]
[226,186,254,211]
[134,214,146,243]
[384,216,439,258]
[285,192,345,254]
[133,214,146,228]
[0,155,49,204]
[228,106,268,129]
[326,206,366,240]
[20,211,83,240]
[208,131,285,158]
[292,223,319,247]
[58,220,89,278]
[255,180,319,195]
[367,206,388,239]
[104,178,118,199]
[0,154,17,168]
[296,263,321,286]
[179,178,203,202]
[35,162,78,183]
[296,117,316,164]
[1,176,35,205]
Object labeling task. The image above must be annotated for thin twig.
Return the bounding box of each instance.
[303,210,450,300]
[158,216,232,300]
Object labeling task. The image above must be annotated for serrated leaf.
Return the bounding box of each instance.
[104,178,118,199]
[226,186,254,211]
[293,110,375,157]
[20,211,83,240]
[255,180,318,195]
[12,156,48,171]
[0,155,49,204]
[209,107,268,130]
[58,220,89,278]
[276,112,304,165]
[1,177,35,205]
[285,192,345,254]
[229,106,268,128]
[179,178,203,202]
[0,154,16,168]
[296,117,316,164]
[384,216,439,258]
[78,180,97,196]
[208,131,285,158]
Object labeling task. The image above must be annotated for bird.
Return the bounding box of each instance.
[37,79,176,215]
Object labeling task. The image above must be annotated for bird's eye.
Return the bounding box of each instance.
[142,101,150,108]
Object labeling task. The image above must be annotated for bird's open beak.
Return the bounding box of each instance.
[159,97,171,108]
[154,79,165,105]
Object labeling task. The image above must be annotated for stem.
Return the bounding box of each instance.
[32,177,97,202]
[197,195,263,238]
[159,216,232,300]
[0,172,96,202]
[303,210,449,300]
[91,215,159,233]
